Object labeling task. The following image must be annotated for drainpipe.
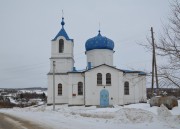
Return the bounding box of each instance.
[82,73,86,106]
[118,72,120,105]
[84,74,86,105]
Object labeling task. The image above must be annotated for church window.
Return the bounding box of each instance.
[58,83,62,95]
[97,73,102,85]
[124,82,129,95]
[78,82,83,95]
[106,73,111,85]
[59,39,64,53]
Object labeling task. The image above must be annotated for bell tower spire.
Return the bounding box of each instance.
[98,22,101,36]
[62,9,64,17]
[61,10,65,28]
[52,10,72,41]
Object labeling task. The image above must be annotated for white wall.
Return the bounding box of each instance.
[47,67,146,105]
[51,36,74,58]
[123,73,146,104]
[86,49,114,67]
[138,75,147,102]
[68,73,84,105]
[50,36,74,73]
[85,65,123,106]
[47,74,69,104]
[49,58,74,73]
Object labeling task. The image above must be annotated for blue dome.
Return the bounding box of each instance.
[85,31,114,51]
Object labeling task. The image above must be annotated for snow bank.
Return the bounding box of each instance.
[157,104,180,126]
[115,108,153,123]
[157,104,172,117]
[78,112,115,119]
[0,102,180,129]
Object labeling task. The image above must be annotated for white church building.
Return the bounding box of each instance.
[47,17,147,107]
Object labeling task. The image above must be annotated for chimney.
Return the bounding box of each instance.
[87,62,91,70]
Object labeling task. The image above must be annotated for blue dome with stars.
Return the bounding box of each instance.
[85,31,114,51]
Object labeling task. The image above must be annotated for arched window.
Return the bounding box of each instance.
[78,82,83,95]
[58,83,62,95]
[59,39,64,53]
[106,73,111,85]
[97,73,102,85]
[124,82,129,95]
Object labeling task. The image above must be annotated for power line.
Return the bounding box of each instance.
[0,61,49,71]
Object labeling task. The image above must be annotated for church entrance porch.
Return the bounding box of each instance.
[100,89,109,107]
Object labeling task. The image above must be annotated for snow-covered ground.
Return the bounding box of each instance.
[0,102,180,129]
[19,89,47,95]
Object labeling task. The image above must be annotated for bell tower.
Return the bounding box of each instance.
[49,17,74,73]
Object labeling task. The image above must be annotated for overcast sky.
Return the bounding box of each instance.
[0,0,171,88]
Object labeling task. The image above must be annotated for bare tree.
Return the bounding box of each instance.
[157,0,180,88]
[142,0,180,88]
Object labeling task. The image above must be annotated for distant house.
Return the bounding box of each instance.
[47,17,147,107]
[1,92,8,96]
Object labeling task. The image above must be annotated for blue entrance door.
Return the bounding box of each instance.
[100,89,109,107]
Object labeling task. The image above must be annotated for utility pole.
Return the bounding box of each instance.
[151,27,155,96]
[151,27,159,96]
[53,61,55,111]
[154,51,159,95]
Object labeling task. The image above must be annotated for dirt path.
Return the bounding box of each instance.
[0,113,48,129]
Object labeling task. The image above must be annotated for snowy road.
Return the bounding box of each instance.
[0,113,45,129]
